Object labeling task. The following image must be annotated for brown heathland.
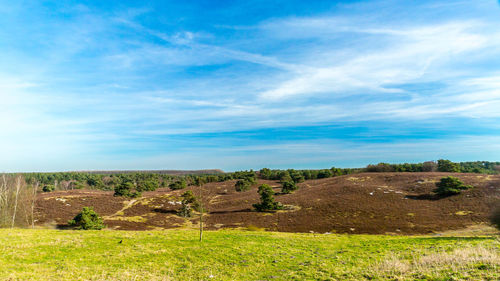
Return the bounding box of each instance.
[35,173,500,234]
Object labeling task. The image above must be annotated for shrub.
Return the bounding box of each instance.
[366,163,394,172]
[437,159,461,173]
[235,179,251,192]
[281,181,298,194]
[68,207,105,230]
[433,176,473,196]
[317,169,333,178]
[169,180,187,190]
[114,181,141,198]
[289,170,305,183]
[42,185,55,192]
[253,184,282,212]
[71,181,85,189]
[137,179,159,192]
[491,203,500,230]
[178,190,200,217]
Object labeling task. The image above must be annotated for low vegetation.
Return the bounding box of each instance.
[177,190,200,218]
[0,229,497,280]
[68,207,105,230]
[434,176,473,196]
[253,184,283,211]
[281,181,298,194]
[114,181,141,198]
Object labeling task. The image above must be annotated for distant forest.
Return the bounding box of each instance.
[17,160,499,193]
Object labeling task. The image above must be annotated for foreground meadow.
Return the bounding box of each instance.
[0,229,498,280]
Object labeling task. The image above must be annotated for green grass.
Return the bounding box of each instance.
[0,229,498,280]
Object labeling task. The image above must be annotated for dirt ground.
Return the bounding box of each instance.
[35,173,500,234]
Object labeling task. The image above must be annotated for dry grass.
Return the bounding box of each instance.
[374,244,500,280]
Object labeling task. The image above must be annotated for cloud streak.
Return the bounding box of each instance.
[0,0,499,171]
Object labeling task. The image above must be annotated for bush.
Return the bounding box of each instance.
[42,185,55,192]
[433,176,473,196]
[71,181,85,189]
[437,159,461,173]
[169,180,187,190]
[178,190,200,217]
[137,179,159,192]
[281,181,298,194]
[68,207,105,230]
[253,184,282,212]
[366,163,394,173]
[114,181,141,198]
[491,203,500,230]
[235,179,251,192]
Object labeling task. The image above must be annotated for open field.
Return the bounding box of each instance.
[0,229,498,280]
[36,173,500,234]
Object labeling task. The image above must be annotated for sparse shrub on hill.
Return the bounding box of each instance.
[178,190,200,217]
[437,159,461,173]
[169,180,187,190]
[253,184,282,212]
[433,176,473,196]
[114,181,141,198]
[491,203,500,230]
[42,185,55,192]
[68,207,105,230]
[235,179,251,192]
[281,181,298,194]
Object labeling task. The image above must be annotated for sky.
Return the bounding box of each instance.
[1,0,500,172]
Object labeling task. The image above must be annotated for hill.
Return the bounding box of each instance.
[36,172,500,234]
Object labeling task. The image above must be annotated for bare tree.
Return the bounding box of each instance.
[0,174,8,226]
[30,181,38,228]
[11,176,21,228]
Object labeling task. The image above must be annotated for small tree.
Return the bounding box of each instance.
[114,181,141,198]
[433,176,473,196]
[235,179,251,192]
[437,159,461,172]
[253,184,282,212]
[137,179,159,192]
[169,180,187,190]
[178,190,199,217]
[281,181,298,194]
[42,185,55,192]
[68,207,105,230]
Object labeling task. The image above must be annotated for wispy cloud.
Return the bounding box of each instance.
[0,0,500,171]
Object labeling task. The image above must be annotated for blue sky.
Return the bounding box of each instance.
[1,0,500,172]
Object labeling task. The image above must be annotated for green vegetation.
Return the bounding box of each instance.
[114,181,141,198]
[0,229,497,280]
[42,185,55,192]
[178,190,200,217]
[235,179,252,192]
[281,181,298,194]
[253,184,283,211]
[68,207,105,230]
[434,176,473,196]
[438,159,461,173]
[169,180,187,190]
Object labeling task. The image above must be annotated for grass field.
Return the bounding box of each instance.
[0,229,498,280]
